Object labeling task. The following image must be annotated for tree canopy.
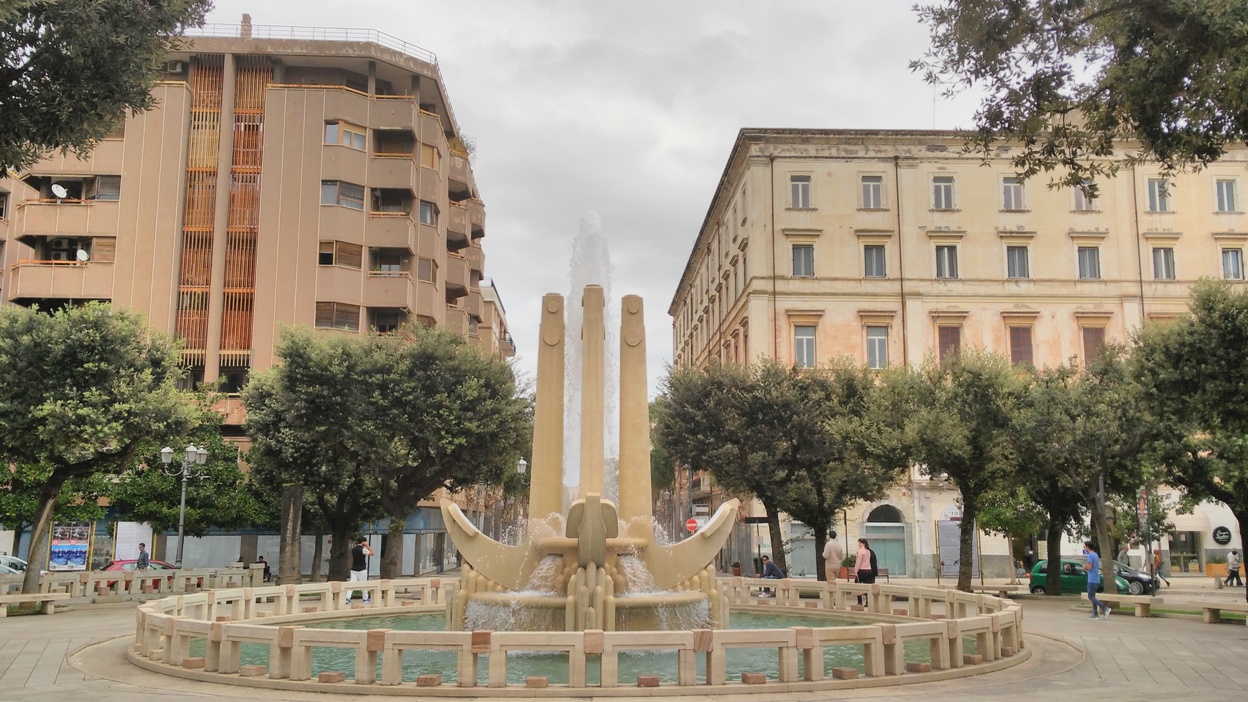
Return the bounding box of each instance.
[0,0,211,173]
[0,303,196,592]
[912,1,1248,193]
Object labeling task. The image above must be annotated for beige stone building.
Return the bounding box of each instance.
[0,20,513,422]
[671,128,1248,578]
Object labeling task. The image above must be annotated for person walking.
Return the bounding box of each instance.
[822,531,844,581]
[1153,548,1171,589]
[1226,550,1243,587]
[854,538,876,606]
[1084,540,1111,620]
[136,543,150,570]
[345,536,373,605]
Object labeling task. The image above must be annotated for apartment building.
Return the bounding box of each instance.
[671,128,1248,578]
[0,19,513,413]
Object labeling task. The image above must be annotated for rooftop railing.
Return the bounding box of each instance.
[184,24,438,66]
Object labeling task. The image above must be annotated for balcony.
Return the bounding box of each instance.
[367,213,417,251]
[18,199,120,235]
[447,203,469,248]
[369,155,418,191]
[316,265,364,305]
[415,280,440,319]
[445,252,469,299]
[416,222,442,259]
[465,289,482,319]
[8,260,114,303]
[372,96,418,131]
[449,152,472,198]
[363,272,413,310]
[467,198,485,239]
[213,395,247,426]
[445,306,469,335]
[463,244,484,276]
[418,166,442,203]
[320,205,367,246]
[500,332,516,357]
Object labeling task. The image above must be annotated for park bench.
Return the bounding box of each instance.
[1166,598,1248,624]
[850,568,890,583]
[1084,593,1157,617]
[0,591,69,616]
[972,585,1020,599]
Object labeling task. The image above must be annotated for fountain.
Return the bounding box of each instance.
[440,286,740,631]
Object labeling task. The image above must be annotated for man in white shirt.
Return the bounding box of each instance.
[1227,550,1243,587]
[822,531,844,581]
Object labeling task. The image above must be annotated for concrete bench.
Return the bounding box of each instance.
[0,592,70,616]
[973,586,1019,599]
[1085,593,1157,617]
[1168,598,1248,624]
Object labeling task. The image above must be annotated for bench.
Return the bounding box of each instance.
[973,585,1020,599]
[0,592,69,616]
[1083,592,1157,617]
[1167,598,1248,624]
[850,569,889,584]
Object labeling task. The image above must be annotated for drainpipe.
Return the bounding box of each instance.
[1130,165,1146,324]
[769,154,778,359]
[894,156,909,366]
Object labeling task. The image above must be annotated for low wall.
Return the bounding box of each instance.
[128,576,1028,695]
[0,565,263,603]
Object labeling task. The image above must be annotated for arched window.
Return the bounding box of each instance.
[866,504,903,523]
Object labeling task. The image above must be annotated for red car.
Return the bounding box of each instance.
[102,559,201,589]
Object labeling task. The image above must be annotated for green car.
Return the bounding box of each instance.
[1028,559,1129,595]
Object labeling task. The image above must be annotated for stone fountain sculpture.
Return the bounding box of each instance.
[441,287,740,631]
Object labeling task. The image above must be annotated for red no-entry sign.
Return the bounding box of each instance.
[686,518,699,533]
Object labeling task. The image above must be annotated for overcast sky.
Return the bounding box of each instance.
[206,1,981,396]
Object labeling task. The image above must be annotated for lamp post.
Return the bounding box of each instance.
[516,457,528,525]
[161,444,209,567]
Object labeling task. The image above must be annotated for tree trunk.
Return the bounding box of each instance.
[381,518,404,579]
[1236,510,1248,603]
[1046,522,1063,596]
[814,530,828,581]
[1089,480,1114,589]
[956,499,977,592]
[309,528,325,582]
[764,502,787,576]
[21,473,68,594]
[277,484,304,585]
[328,524,353,581]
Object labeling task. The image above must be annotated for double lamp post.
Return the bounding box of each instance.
[160,444,209,568]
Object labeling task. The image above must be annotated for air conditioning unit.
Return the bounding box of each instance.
[166,61,185,74]
[50,250,72,262]
[49,238,71,249]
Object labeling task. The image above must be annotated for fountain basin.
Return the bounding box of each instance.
[465,589,710,631]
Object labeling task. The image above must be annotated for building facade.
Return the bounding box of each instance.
[0,19,512,408]
[671,128,1248,577]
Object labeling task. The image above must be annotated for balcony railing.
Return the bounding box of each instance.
[185,24,437,65]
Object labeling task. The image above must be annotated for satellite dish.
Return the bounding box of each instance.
[51,184,68,199]
[75,249,89,262]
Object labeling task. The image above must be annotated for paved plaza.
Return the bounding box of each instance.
[4,577,1248,701]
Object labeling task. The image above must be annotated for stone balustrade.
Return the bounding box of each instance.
[128,576,1027,694]
[0,564,264,601]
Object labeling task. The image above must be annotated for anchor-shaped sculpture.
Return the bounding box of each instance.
[441,286,739,631]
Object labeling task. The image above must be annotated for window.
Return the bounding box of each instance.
[866,326,888,369]
[1009,326,1033,366]
[1217,179,1238,213]
[938,326,961,362]
[1077,246,1101,280]
[864,244,886,278]
[1006,245,1029,279]
[1082,326,1106,364]
[420,144,440,170]
[1074,182,1098,211]
[371,309,404,333]
[417,257,437,283]
[1152,247,1176,280]
[317,241,362,268]
[794,325,816,368]
[88,175,121,201]
[1223,248,1244,280]
[1147,178,1171,212]
[314,302,360,331]
[321,180,365,210]
[372,249,406,273]
[792,244,814,277]
[325,121,366,150]
[419,201,438,225]
[1002,177,1024,211]
[935,244,958,279]
[0,191,8,219]
[790,175,811,209]
[861,175,883,209]
[932,175,955,210]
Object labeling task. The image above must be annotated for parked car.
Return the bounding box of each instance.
[1028,559,1130,595]
[103,558,177,572]
[0,562,20,575]
[0,555,28,572]
[1115,561,1155,595]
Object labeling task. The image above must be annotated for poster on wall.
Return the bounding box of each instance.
[48,522,91,571]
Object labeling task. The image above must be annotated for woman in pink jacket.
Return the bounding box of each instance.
[854,538,876,605]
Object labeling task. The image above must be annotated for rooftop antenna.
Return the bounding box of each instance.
[75,249,89,263]
[51,183,67,201]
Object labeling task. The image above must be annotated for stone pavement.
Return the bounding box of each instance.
[3,576,1248,701]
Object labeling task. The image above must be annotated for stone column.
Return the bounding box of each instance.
[529,294,565,522]
[617,294,651,528]
[579,286,605,498]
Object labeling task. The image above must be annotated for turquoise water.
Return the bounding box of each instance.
[192,612,978,685]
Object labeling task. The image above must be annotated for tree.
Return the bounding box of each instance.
[911,1,1248,194]
[0,303,196,593]
[906,350,1020,591]
[655,359,819,576]
[109,423,278,537]
[1133,279,1248,602]
[0,463,110,561]
[781,361,909,581]
[0,0,211,173]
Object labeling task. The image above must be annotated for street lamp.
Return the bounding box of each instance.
[161,444,209,567]
[516,457,528,525]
